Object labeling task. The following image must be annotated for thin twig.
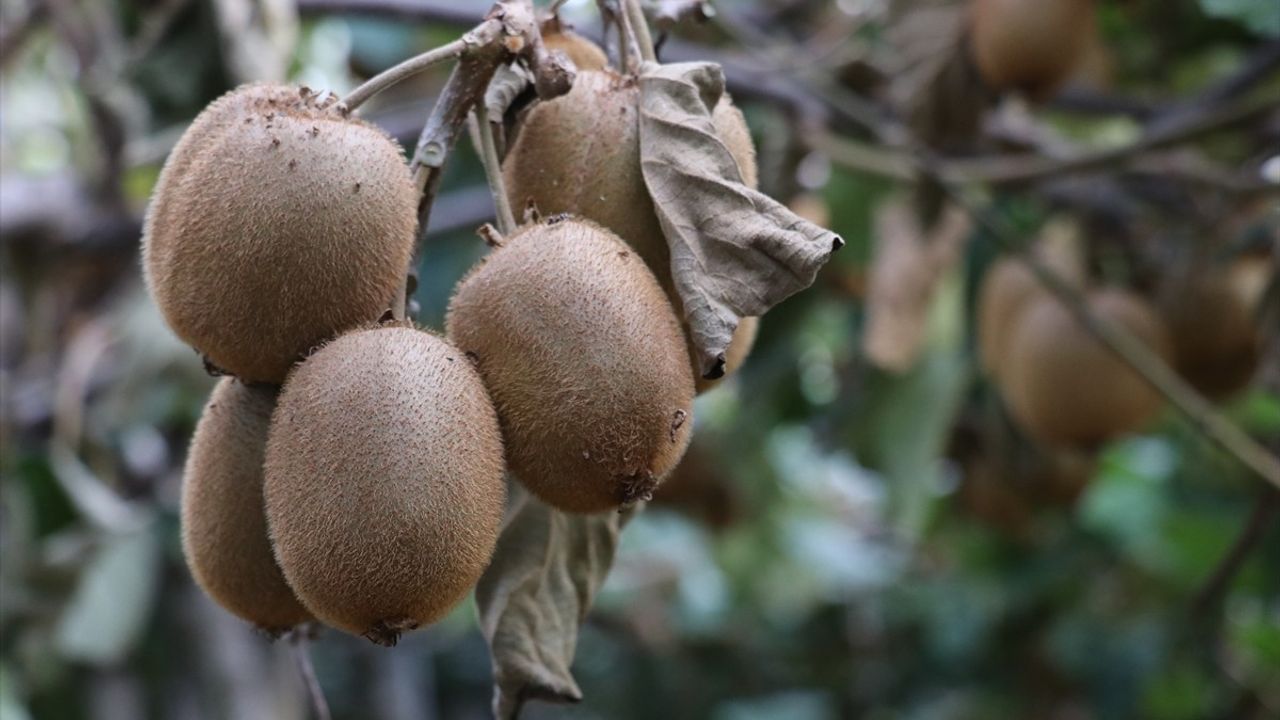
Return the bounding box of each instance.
[811,91,1280,188]
[343,36,470,111]
[290,630,332,720]
[397,0,574,316]
[943,92,1279,186]
[1192,489,1279,617]
[297,0,487,24]
[623,0,656,63]
[471,103,516,234]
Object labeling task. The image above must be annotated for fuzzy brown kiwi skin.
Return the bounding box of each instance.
[142,84,417,383]
[1001,290,1172,448]
[543,29,609,72]
[502,69,760,388]
[969,0,1096,100]
[1161,273,1261,400]
[504,70,757,298]
[977,259,1048,380]
[263,325,506,645]
[181,378,312,635]
[446,217,696,514]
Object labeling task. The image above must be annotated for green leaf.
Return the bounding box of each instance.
[1199,0,1280,36]
[0,665,31,720]
[54,523,161,665]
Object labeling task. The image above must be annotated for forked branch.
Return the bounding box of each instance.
[349,0,575,317]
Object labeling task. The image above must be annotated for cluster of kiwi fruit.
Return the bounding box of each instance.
[978,224,1264,453]
[503,23,763,393]
[150,25,763,644]
[978,232,1172,450]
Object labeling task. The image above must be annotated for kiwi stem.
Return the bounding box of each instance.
[290,629,332,720]
[470,102,517,234]
[342,36,470,112]
[622,0,656,64]
[613,1,636,74]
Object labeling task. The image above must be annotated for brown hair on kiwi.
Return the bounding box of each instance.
[1160,263,1262,400]
[969,0,1096,100]
[181,378,312,635]
[1001,289,1172,448]
[446,217,695,514]
[502,69,759,387]
[263,325,506,645]
[541,19,609,72]
[143,84,417,383]
[978,219,1087,380]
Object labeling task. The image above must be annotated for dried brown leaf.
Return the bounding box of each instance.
[637,61,842,378]
[863,198,971,372]
[476,483,636,720]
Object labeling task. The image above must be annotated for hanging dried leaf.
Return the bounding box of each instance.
[637,61,843,379]
[476,483,637,720]
[863,198,971,372]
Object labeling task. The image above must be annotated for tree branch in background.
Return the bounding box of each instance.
[296,0,487,25]
[811,90,1280,188]
[1192,488,1278,618]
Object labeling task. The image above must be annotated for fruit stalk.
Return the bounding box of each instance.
[622,0,657,63]
[389,0,576,316]
[470,102,516,234]
[290,631,332,720]
[342,35,473,112]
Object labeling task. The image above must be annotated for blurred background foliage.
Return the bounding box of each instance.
[1,0,1278,719]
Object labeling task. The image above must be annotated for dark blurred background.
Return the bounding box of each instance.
[1,0,1278,718]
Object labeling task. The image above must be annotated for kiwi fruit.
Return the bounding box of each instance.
[446,217,695,514]
[978,221,1086,379]
[181,378,312,635]
[504,70,757,295]
[969,0,1096,100]
[959,445,1095,537]
[977,259,1045,381]
[1161,265,1262,400]
[502,69,759,385]
[143,84,418,383]
[650,437,742,530]
[542,25,608,72]
[1001,290,1172,448]
[263,326,505,645]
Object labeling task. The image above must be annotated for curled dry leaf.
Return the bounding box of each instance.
[476,483,637,720]
[863,198,971,372]
[637,61,843,378]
